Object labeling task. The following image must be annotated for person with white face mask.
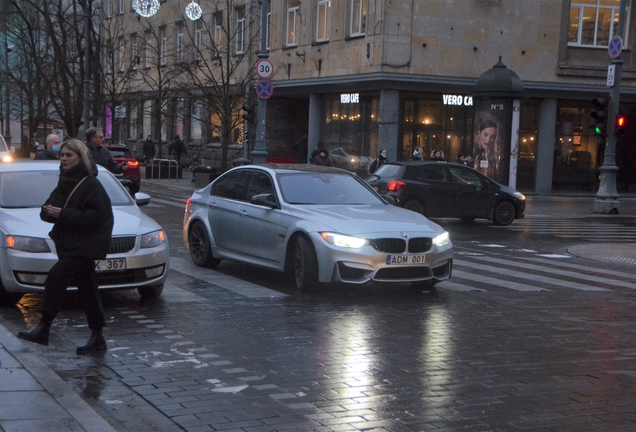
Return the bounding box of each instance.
[34,134,61,160]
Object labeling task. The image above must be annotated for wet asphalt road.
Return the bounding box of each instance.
[1,185,636,431]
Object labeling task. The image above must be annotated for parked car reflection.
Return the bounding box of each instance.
[329,147,372,173]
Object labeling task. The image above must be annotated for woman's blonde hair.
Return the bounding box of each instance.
[61,138,94,176]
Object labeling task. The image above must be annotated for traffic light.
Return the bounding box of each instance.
[615,113,628,138]
[242,104,255,124]
[590,97,610,136]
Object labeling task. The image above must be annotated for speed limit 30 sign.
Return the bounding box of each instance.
[255,59,274,79]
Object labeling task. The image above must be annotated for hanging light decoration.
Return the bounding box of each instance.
[185,1,203,21]
[133,0,160,18]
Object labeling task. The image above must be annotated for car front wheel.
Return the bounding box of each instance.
[402,199,426,216]
[493,200,516,226]
[294,236,319,291]
[188,221,221,268]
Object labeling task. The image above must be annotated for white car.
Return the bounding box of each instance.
[183,164,453,291]
[0,161,169,305]
[0,134,15,163]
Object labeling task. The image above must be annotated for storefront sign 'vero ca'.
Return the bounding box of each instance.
[443,95,473,106]
[340,93,360,104]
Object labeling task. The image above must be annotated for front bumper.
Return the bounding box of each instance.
[0,238,169,294]
[309,232,453,285]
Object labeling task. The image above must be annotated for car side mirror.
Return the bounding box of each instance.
[251,193,278,208]
[382,195,397,205]
[135,192,151,206]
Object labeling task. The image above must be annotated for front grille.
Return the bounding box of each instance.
[375,266,432,280]
[408,238,432,253]
[373,238,406,253]
[109,236,136,254]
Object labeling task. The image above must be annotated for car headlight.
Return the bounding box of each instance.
[2,155,12,163]
[6,235,51,252]
[432,232,450,248]
[320,232,368,249]
[141,230,166,249]
[513,191,525,200]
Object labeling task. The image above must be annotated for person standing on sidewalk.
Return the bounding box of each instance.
[168,134,186,166]
[142,134,156,166]
[17,139,114,355]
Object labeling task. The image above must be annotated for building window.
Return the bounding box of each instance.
[213,11,223,53]
[266,12,271,50]
[159,27,167,65]
[144,31,151,68]
[176,23,184,63]
[118,0,125,15]
[286,0,300,46]
[568,0,630,47]
[316,0,331,42]
[236,6,246,54]
[106,0,113,18]
[131,33,138,69]
[194,19,203,60]
[350,0,367,37]
[118,37,125,71]
[106,39,113,73]
[143,100,152,138]
[129,103,138,139]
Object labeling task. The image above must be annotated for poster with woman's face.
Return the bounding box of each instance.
[473,98,512,184]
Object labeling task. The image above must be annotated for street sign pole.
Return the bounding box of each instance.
[251,0,270,165]
[594,0,626,214]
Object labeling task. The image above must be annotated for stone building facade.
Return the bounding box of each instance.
[105,0,636,194]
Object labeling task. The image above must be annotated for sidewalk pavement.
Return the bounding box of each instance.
[0,325,116,431]
[0,171,633,431]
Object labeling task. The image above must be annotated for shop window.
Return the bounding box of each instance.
[568,0,630,47]
[517,100,539,191]
[554,103,599,191]
[191,103,202,140]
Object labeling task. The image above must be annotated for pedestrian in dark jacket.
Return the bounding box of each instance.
[142,134,156,166]
[86,127,123,175]
[34,134,61,160]
[368,149,388,174]
[168,134,187,165]
[311,147,332,166]
[17,139,114,355]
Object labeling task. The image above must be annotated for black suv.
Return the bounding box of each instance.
[366,161,525,226]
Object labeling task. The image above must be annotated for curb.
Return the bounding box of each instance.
[0,322,116,432]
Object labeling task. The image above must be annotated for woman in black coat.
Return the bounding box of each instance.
[18,139,114,355]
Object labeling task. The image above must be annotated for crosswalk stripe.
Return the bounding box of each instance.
[467,255,636,290]
[448,269,549,291]
[454,258,610,292]
[513,255,636,280]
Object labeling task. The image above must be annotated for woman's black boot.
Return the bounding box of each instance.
[76,329,107,355]
[17,319,52,346]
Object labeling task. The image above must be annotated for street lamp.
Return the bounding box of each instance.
[132,0,202,21]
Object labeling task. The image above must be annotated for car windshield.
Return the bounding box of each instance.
[372,164,402,178]
[109,149,132,158]
[278,172,384,205]
[0,169,134,208]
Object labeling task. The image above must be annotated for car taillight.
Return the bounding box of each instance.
[386,180,406,191]
[127,159,139,167]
